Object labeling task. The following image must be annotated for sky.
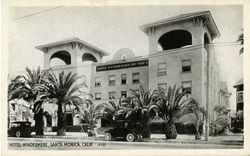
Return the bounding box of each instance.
[8,5,243,112]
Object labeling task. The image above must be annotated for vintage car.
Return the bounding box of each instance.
[104,120,144,142]
[8,121,32,137]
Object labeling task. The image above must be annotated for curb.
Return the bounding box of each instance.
[30,135,243,146]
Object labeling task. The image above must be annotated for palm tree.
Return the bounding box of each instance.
[8,67,46,135]
[237,31,243,55]
[130,85,158,138]
[25,67,48,135]
[177,99,206,140]
[95,86,157,139]
[8,75,26,102]
[95,97,130,122]
[41,71,84,136]
[152,85,198,139]
[8,75,26,127]
[75,99,98,136]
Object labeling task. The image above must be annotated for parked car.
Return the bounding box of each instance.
[8,121,32,137]
[104,120,143,142]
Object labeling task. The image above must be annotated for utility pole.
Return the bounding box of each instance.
[205,44,210,141]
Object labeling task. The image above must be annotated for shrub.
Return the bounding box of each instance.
[148,122,203,134]
[209,115,229,136]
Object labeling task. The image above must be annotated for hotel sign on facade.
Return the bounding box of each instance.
[96,60,148,72]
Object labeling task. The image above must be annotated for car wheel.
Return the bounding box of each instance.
[126,133,135,142]
[15,131,21,137]
[105,133,112,141]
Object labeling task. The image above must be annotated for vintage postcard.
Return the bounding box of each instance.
[1,0,249,155]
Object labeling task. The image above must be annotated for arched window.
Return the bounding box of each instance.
[158,30,192,51]
[50,51,71,67]
[82,53,98,65]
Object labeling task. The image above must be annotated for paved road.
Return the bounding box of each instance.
[8,137,243,150]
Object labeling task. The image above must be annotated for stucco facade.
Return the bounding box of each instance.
[148,47,204,106]
[90,58,149,104]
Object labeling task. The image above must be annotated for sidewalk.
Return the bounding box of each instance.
[31,132,243,146]
[147,133,243,146]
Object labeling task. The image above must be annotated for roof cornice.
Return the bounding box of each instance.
[35,37,109,56]
[139,11,221,39]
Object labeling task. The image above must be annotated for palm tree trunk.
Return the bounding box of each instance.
[140,111,152,139]
[195,122,201,140]
[165,122,177,139]
[8,102,10,128]
[88,120,96,137]
[34,101,44,135]
[142,125,151,138]
[57,103,66,136]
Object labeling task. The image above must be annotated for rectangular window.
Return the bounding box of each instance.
[109,75,115,86]
[157,83,167,90]
[135,90,139,94]
[121,91,127,98]
[182,81,192,94]
[236,91,243,103]
[109,91,116,99]
[121,74,127,85]
[182,59,191,72]
[94,77,101,87]
[158,63,167,76]
[95,93,101,100]
[132,73,140,84]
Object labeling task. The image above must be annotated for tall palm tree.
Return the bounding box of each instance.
[8,67,46,135]
[41,71,84,136]
[8,75,26,128]
[25,67,47,135]
[152,85,195,139]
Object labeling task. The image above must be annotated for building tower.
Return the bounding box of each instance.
[35,38,109,127]
[36,37,109,94]
[140,11,221,119]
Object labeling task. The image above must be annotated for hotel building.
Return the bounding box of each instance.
[11,11,230,128]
